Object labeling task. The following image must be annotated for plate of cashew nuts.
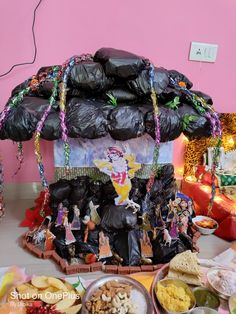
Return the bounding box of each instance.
[82,275,153,314]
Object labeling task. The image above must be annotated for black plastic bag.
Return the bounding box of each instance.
[127,67,169,96]
[0,105,38,141]
[68,61,114,92]
[70,177,89,210]
[113,230,141,266]
[108,105,145,140]
[94,48,146,79]
[105,88,137,102]
[40,111,61,140]
[152,238,187,264]
[168,70,193,89]
[177,103,211,139]
[145,106,183,142]
[49,179,72,202]
[11,78,35,97]
[101,205,137,232]
[66,98,108,139]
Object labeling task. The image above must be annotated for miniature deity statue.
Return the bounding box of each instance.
[63,211,76,245]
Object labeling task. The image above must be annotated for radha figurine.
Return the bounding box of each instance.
[63,211,76,245]
[71,205,81,230]
[55,203,65,226]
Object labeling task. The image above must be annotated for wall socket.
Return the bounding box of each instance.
[189,42,218,63]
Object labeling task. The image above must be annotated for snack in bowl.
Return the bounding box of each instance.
[8,276,82,314]
[85,280,136,314]
[167,251,202,286]
[155,278,196,313]
[192,216,218,235]
[207,268,236,299]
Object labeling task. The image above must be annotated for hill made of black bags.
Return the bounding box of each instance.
[0,48,213,142]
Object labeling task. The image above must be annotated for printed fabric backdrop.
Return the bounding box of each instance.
[54,134,173,167]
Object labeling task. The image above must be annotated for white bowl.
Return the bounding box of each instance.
[192,216,218,235]
[189,307,218,314]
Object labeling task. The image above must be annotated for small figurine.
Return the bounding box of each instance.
[89,200,101,225]
[68,244,79,265]
[140,230,153,258]
[82,215,96,243]
[163,228,172,247]
[99,231,112,259]
[55,203,66,226]
[63,211,76,245]
[71,205,81,230]
[44,228,55,251]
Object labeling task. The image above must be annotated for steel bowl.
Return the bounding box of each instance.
[81,274,153,314]
[189,307,218,314]
[155,278,196,314]
[207,268,236,300]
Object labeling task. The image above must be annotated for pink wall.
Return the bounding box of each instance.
[0,0,235,183]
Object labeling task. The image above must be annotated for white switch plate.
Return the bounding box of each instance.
[189,42,218,63]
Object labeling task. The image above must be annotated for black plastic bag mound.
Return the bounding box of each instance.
[113,230,141,266]
[177,103,211,139]
[66,98,108,139]
[108,105,145,140]
[101,205,137,232]
[105,88,137,102]
[168,70,193,89]
[94,48,146,79]
[49,179,72,202]
[0,106,38,141]
[127,67,169,96]
[40,111,61,140]
[68,61,114,92]
[145,106,183,142]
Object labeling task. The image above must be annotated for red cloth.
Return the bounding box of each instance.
[182,180,236,240]
[215,216,236,241]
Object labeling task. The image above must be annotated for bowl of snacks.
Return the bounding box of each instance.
[192,287,220,310]
[207,268,236,300]
[189,307,219,314]
[82,275,153,314]
[5,276,82,314]
[192,216,218,235]
[155,278,196,313]
[229,292,236,314]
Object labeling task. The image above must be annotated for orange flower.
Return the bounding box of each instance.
[178,81,187,88]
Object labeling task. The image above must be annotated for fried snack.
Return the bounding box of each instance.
[169,251,200,276]
[195,220,217,229]
[31,276,50,289]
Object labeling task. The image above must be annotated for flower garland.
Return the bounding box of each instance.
[146,64,161,192]
[57,54,93,174]
[34,66,60,189]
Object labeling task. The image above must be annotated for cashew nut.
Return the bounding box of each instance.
[101,293,112,302]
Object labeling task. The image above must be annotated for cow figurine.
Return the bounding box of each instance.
[163,228,172,247]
